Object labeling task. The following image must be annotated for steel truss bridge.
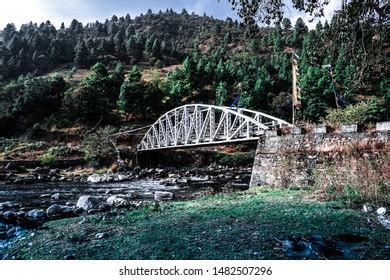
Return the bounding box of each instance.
[138,104,292,151]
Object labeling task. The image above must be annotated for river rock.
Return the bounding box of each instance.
[0,231,7,240]
[51,193,61,200]
[16,211,26,220]
[0,201,18,210]
[133,166,141,174]
[76,196,104,211]
[46,204,63,218]
[106,195,129,208]
[27,209,46,221]
[87,174,119,183]
[377,207,387,216]
[0,223,6,232]
[95,232,109,239]
[13,175,36,184]
[61,206,75,216]
[378,215,390,230]
[363,204,373,213]
[73,207,84,215]
[3,211,16,221]
[87,174,103,183]
[154,191,174,202]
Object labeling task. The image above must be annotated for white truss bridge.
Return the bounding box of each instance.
[138,104,292,151]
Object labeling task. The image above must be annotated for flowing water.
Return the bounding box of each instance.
[0,179,204,211]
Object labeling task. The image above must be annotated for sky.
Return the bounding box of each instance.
[0,0,342,30]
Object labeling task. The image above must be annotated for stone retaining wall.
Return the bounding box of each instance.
[250,122,390,192]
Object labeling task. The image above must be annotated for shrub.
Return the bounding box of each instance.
[82,126,117,166]
[39,151,56,166]
[322,100,382,125]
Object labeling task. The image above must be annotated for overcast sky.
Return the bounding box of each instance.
[0,0,341,30]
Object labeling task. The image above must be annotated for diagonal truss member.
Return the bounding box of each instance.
[138,104,291,151]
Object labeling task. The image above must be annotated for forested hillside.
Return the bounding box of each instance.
[0,7,388,137]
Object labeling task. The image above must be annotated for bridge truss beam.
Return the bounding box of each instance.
[138,104,291,151]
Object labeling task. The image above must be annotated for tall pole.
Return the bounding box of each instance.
[292,52,301,125]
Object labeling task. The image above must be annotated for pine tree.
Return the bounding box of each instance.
[282,18,292,30]
[151,38,161,58]
[74,41,89,68]
[117,66,144,115]
[216,82,229,106]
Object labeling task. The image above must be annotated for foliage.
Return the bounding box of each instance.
[0,6,388,132]
[226,0,388,26]
[63,63,114,123]
[117,66,144,115]
[82,126,117,166]
[0,74,67,130]
[323,100,383,125]
[38,150,57,166]
[8,187,390,260]
[211,151,255,167]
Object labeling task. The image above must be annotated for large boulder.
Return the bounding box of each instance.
[76,196,104,211]
[154,191,174,202]
[27,209,46,221]
[106,195,129,208]
[46,204,63,218]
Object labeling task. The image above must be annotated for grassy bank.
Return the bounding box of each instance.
[8,187,390,260]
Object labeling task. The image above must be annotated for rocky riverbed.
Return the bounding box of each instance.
[0,165,252,257]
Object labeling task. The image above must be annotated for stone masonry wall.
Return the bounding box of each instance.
[250,123,390,193]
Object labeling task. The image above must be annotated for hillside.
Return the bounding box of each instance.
[0,8,388,141]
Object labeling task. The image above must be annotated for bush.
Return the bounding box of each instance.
[39,151,56,166]
[82,126,117,166]
[2,75,66,123]
[322,100,382,126]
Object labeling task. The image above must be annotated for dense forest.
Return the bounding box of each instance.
[0,7,388,137]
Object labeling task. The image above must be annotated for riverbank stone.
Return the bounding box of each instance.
[377,207,386,216]
[154,191,174,201]
[76,195,104,211]
[27,209,46,221]
[106,195,129,208]
[3,211,16,221]
[46,204,63,218]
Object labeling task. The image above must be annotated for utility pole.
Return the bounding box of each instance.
[292,52,301,125]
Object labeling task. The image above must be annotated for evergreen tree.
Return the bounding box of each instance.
[74,41,89,68]
[117,66,144,115]
[216,82,229,106]
[151,38,162,58]
[282,18,292,30]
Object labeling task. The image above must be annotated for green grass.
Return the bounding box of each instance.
[8,187,390,260]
